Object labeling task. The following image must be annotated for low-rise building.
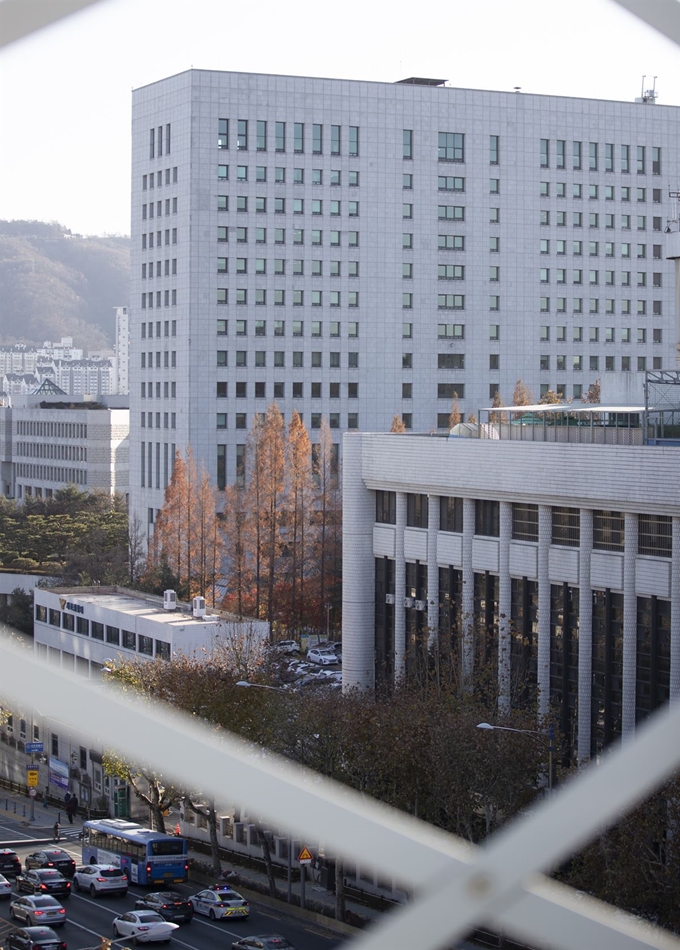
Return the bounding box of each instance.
[342,409,680,764]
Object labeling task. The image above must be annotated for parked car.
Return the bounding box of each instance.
[73,865,128,897]
[231,937,297,950]
[274,640,299,655]
[134,892,193,923]
[306,648,337,667]
[111,911,179,944]
[25,851,76,879]
[0,872,13,898]
[189,886,250,920]
[16,870,71,899]
[0,848,22,877]
[5,926,67,950]
[9,896,67,927]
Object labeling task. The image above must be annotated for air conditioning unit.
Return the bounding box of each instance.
[403,597,414,609]
[385,594,395,605]
[163,590,177,611]
[192,596,206,619]
[415,600,426,611]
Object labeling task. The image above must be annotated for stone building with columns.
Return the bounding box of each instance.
[341,426,680,763]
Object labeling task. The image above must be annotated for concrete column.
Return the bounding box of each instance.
[394,492,407,684]
[622,512,638,740]
[462,498,475,686]
[341,434,376,692]
[427,494,439,648]
[671,518,680,706]
[577,509,593,763]
[537,504,551,718]
[498,502,512,715]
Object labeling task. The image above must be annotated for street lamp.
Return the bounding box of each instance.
[235,681,292,694]
[477,722,555,797]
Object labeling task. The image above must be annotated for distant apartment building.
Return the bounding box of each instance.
[0,332,126,398]
[0,393,129,500]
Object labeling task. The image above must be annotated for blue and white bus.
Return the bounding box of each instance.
[81,819,188,886]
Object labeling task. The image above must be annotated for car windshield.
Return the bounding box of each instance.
[138,913,164,922]
[32,898,60,908]
[217,893,242,902]
[101,869,124,878]
[37,872,62,879]
[45,852,67,860]
[161,892,182,901]
[150,840,184,856]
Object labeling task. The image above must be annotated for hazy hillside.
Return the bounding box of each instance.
[0,220,130,351]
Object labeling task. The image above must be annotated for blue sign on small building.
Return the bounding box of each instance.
[25,742,44,754]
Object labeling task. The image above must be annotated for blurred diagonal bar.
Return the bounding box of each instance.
[611,0,680,44]
[0,0,106,49]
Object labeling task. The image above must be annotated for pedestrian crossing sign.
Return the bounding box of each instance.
[297,846,313,864]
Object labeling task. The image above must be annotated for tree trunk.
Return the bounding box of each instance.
[335,856,345,922]
[258,825,278,898]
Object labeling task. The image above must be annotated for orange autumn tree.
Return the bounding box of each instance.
[284,410,315,631]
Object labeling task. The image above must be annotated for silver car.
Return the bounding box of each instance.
[9,896,67,927]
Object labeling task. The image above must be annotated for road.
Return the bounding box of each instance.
[0,838,348,950]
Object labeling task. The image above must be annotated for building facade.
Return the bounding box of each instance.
[342,430,680,763]
[129,69,679,530]
[0,396,129,500]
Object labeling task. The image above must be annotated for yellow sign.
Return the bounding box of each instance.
[297,846,314,864]
[27,770,39,787]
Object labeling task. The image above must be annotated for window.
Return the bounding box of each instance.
[438,205,464,220]
[636,145,646,175]
[439,131,464,162]
[490,207,500,223]
[402,353,412,369]
[439,264,464,280]
[540,211,550,226]
[589,142,598,170]
[438,294,464,310]
[540,139,549,167]
[639,514,671,557]
[349,126,359,156]
[403,173,413,189]
[403,129,413,159]
[490,236,499,252]
[573,141,582,169]
[512,504,538,542]
[552,507,580,547]
[490,134,499,164]
[475,500,499,537]
[218,118,228,149]
[490,179,499,194]
[439,176,465,191]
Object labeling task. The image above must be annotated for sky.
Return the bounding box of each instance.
[0,0,678,237]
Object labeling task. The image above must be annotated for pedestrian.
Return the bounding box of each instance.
[53,820,60,841]
[64,792,71,805]
[65,795,78,824]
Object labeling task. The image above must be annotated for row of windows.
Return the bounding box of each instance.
[543,355,661,373]
[216,288,360,307]
[140,441,176,491]
[541,325,663,343]
[376,493,673,557]
[212,381,359,409]
[540,182,662,202]
[215,350,359,374]
[16,442,86,461]
[215,410,358,430]
[537,298,661,315]
[142,167,178,189]
[218,165,359,185]
[218,119,359,156]
[149,124,171,160]
[141,352,177,368]
[540,141,661,174]
[540,211,662,230]
[216,257,359,276]
[141,320,177,339]
[141,260,177,278]
[38,604,171,658]
[16,421,87,439]
[141,199,177,219]
[216,318,358,337]
[217,195,360,216]
[141,230,177,249]
[141,412,177,429]
[141,291,177,309]
[140,382,177,398]
[16,464,86,485]
[217,226,359,246]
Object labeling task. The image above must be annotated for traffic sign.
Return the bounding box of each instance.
[25,742,44,754]
[27,770,39,787]
[297,846,314,865]
[28,788,37,797]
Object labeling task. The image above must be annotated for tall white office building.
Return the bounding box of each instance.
[130,70,679,532]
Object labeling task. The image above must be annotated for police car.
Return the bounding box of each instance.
[188,886,250,920]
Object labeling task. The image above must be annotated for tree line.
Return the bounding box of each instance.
[145,404,342,635]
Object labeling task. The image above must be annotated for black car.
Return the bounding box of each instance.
[16,869,71,898]
[0,848,22,877]
[231,937,296,950]
[134,891,194,923]
[5,927,67,950]
[25,851,76,878]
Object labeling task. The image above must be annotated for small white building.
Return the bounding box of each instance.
[33,585,269,678]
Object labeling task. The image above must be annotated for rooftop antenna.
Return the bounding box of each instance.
[636,75,658,104]
[513,86,521,93]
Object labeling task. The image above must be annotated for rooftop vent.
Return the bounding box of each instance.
[192,596,206,619]
[395,77,447,87]
[163,590,177,611]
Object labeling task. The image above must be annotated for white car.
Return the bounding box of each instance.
[189,886,250,920]
[112,911,179,944]
[73,864,128,897]
[306,648,337,666]
[0,872,12,898]
[275,640,299,655]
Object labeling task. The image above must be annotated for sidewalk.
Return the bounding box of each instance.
[0,788,86,841]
